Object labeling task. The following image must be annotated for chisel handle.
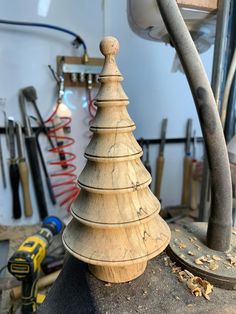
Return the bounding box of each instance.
[25,136,48,220]
[9,161,21,219]
[181,155,192,206]
[19,159,33,217]
[190,160,198,210]
[155,155,165,200]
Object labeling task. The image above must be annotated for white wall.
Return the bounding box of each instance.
[0,0,213,225]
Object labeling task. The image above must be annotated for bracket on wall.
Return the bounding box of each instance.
[57,56,104,88]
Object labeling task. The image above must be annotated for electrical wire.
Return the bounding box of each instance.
[0,19,87,52]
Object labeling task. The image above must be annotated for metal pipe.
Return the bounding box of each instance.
[156,0,232,251]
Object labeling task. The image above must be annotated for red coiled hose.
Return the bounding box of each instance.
[45,102,80,212]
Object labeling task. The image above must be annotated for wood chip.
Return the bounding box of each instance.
[126,296,131,300]
[172,266,182,273]
[193,243,202,250]
[178,271,189,282]
[194,256,204,265]
[228,256,236,266]
[179,242,187,249]
[105,283,111,287]
[209,261,219,271]
[232,230,236,235]
[212,255,221,261]
[188,251,195,256]
[186,276,213,300]
[184,269,194,278]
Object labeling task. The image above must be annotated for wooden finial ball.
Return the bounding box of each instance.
[100,36,119,56]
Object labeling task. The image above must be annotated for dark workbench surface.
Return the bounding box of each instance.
[37,253,236,314]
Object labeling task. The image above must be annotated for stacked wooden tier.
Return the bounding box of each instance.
[63,36,171,283]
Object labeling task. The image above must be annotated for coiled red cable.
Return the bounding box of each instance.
[45,101,80,212]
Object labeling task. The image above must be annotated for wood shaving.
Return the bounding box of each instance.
[228,256,236,266]
[179,242,187,249]
[188,251,195,256]
[209,261,219,271]
[232,230,236,235]
[105,283,111,287]
[178,271,189,282]
[194,256,204,265]
[212,255,221,261]
[184,269,194,278]
[175,229,181,232]
[188,237,195,243]
[193,243,202,251]
[172,266,182,273]
[186,276,213,300]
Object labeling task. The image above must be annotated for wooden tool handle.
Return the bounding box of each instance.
[190,161,198,210]
[9,162,21,219]
[155,155,164,199]
[181,155,192,206]
[19,159,33,217]
[25,136,48,220]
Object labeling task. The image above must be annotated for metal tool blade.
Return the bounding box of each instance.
[19,91,32,136]
[160,118,168,155]
[15,122,25,159]
[192,130,197,160]
[186,119,193,155]
[8,118,16,160]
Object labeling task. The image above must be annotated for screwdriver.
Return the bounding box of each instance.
[155,118,168,200]
[8,118,21,219]
[19,91,48,220]
[15,122,33,217]
[181,119,193,206]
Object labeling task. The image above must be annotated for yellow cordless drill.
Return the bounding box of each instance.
[8,216,63,314]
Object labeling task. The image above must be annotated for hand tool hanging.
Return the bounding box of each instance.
[7,118,21,219]
[19,91,48,220]
[155,118,168,201]
[0,133,6,188]
[190,130,198,211]
[21,86,67,169]
[30,116,56,206]
[144,141,152,176]
[15,122,33,217]
[181,118,193,206]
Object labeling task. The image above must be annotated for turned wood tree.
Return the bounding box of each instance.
[63,36,171,283]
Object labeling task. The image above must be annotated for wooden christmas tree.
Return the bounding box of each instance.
[63,36,171,283]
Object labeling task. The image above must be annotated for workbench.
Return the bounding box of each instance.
[38,253,236,314]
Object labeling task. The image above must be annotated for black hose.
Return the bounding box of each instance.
[156,0,232,251]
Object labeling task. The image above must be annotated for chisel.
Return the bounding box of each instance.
[181,118,192,206]
[15,122,33,217]
[8,118,21,219]
[190,130,198,210]
[19,91,48,220]
[0,134,7,188]
[155,118,168,200]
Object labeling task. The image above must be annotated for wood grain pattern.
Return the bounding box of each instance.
[63,36,170,283]
[71,188,160,226]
